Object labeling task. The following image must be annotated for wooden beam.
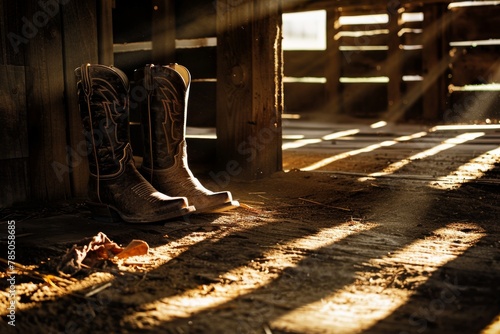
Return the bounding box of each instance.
[283,0,460,13]
[97,0,113,65]
[62,0,99,198]
[152,0,176,64]
[216,0,283,181]
[0,0,5,65]
[324,7,342,115]
[422,3,449,120]
[386,5,402,120]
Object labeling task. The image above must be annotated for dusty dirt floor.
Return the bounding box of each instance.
[1,118,500,334]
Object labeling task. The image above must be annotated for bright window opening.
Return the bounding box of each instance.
[448,1,500,8]
[282,10,326,50]
[338,14,388,26]
[401,12,423,23]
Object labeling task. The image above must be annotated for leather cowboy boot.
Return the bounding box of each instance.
[134,64,239,213]
[75,64,195,223]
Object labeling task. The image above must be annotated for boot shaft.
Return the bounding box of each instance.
[75,64,131,176]
[133,64,190,171]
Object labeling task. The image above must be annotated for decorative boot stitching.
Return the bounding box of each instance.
[82,64,102,203]
[146,65,155,182]
[130,182,161,203]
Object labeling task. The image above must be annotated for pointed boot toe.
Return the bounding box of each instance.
[75,63,196,223]
[134,63,240,214]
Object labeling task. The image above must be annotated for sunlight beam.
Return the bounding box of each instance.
[370,121,387,129]
[481,313,500,334]
[282,129,359,152]
[301,131,427,171]
[429,146,500,190]
[272,223,485,333]
[322,129,360,141]
[431,124,500,131]
[123,221,378,326]
[283,138,322,150]
[361,132,484,180]
[449,1,500,8]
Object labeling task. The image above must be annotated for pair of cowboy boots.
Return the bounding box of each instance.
[75,63,239,223]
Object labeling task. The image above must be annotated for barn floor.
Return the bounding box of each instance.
[1,117,500,333]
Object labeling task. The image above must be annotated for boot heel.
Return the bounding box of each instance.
[87,202,122,223]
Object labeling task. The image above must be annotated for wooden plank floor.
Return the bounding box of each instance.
[1,119,500,333]
[282,119,500,188]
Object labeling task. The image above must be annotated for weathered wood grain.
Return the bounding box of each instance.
[187,81,217,128]
[450,4,500,41]
[342,82,388,117]
[0,65,28,160]
[324,8,343,115]
[284,50,326,78]
[216,0,283,180]
[152,0,176,64]
[176,47,217,79]
[450,46,500,86]
[422,3,449,120]
[0,65,29,206]
[97,0,113,65]
[25,0,70,201]
[61,0,99,198]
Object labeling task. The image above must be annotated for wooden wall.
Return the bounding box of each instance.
[112,0,218,160]
[1,0,282,207]
[283,0,500,122]
[112,0,219,127]
[0,0,98,207]
[446,3,500,122]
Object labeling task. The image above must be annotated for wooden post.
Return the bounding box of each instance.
[62,0,99,198]
[386,6,402,121]
[152,0,176,64]
[216,0,283,181]
[25,0,71,201]
[97,0,113,65]
[324,7,342,116]
[422,3,449,121]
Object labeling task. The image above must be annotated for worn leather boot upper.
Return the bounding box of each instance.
[75,64,194,222]
[134,64,239,213]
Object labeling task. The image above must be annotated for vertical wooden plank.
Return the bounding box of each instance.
[0,160,30,208]
[152,0,176,64]
[216,0,283,181]
[0,1,30,207]
[324,7,342,115]
[25,0,70,201]
[422,3,449,121]
[97,0,113,65]
[0,65,30,207]
[2,1,26,66]
[0,0,6,65]
[0,66,29,160]
[386,6,403,121]
[62,0,99,198]
[175,0,217,39]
